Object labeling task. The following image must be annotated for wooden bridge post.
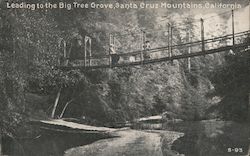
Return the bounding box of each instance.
[141,30,146,64]
[187,31,191,72]
[200,18,205,52]
[89,38,92,66]
[63,40,66,59]
[63,40,69,66]
[109,34,114,68]
[85,36,92,67]
[232,10,235,46]
[84,38,87,67]
[141,30,146,49]
[168,23,170,57]
[170,26,173,59]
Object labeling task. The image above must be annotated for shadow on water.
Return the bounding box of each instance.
[3,130,110,156]
[163,121,250,156]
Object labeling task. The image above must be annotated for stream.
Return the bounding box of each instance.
[2,120,250,156]
[135,120,250,156]
[163,120,249,156]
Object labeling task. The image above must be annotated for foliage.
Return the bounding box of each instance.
[210,47,250,121]
[0,1,87,135]
[1,0,245,137]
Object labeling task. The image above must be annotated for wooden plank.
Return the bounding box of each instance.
[136,115,162,122]
[30,119,116,132]
[39,126,111,134]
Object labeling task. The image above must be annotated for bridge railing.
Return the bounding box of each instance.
[59,30,249,69]
[175,31,249,55]
[112,31,249,62]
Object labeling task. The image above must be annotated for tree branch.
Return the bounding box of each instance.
[51,88,62,118]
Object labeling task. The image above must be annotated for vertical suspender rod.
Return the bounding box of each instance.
[84,38,87,67]
[85,36,92,67]
[232,10,235,46]
[168,23,170,57]
[188,31,191,72]
[63,40,67,65]
[141,30,145,64]
[109,34,114,68]
[170,26,173,58]
[201,18,205,52]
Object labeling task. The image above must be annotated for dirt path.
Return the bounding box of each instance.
[64,129,183,156]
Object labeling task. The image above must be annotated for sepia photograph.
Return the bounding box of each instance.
[0,0,249,155]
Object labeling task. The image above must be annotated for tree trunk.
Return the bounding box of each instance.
[51,88,61,118]
[59,98,74,119]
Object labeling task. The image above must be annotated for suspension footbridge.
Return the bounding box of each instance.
[57,9,250,70]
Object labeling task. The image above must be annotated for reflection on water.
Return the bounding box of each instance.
[3,130,109,156]
[166,121,250,156]
[135,120,250,156]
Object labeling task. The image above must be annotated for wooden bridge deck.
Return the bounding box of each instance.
[59,42,249,70]
[30,119,116,134]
